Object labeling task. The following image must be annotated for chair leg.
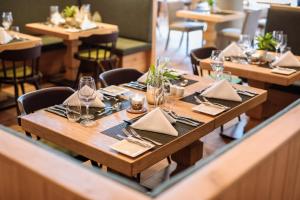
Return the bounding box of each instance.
[178,32,184,48]
[136,173,141,182]
[20,83,25,94]
[13,83,20,115]
[200,69,203,77]
[167,156,172,164]
[220,125,224,133]
[33,80,40,90]
[165,30,171,50]
[238,115,241,121]
[186,32,190,55]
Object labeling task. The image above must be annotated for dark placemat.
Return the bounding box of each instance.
[180,92,254,110]
[102,116,204,148]
[171,78,198,87]
[45,98,130,122]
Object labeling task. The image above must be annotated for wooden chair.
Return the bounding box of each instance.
[17,87,100,166]
[190,47,217,76]
[74,32,119,88]
[165,1,205,55]
[0,45,42,114]
[99,68,143,87]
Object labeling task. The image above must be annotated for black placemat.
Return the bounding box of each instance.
[45,98,130,122]
[102,116,204,148]
[180,92,255,110]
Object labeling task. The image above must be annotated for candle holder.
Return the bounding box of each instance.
[127,94,147,114]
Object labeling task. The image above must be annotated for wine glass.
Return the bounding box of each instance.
[210,50,224,81]
[78,76,96,126]
[50,5,59,17]
[273,30,283,59]
[2,12,13,30]
[280,34,287,55]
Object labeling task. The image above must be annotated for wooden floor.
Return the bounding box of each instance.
[0,16,247,189]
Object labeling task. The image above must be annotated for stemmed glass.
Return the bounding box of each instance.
[2,12,13,30]
[273,30,283,59]
[280,34,288,55]
[78,76,96,126]
[210,50,224,81]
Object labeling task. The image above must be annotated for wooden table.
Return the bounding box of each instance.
[21,75,267,177]
[176,9,244,47]
[25,22,118,81]
[0,31,41,52]
[200,58,300,129]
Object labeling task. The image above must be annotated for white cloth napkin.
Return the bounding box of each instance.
[0,27,12,44]
[80,16,97,30]
[271,51,300,67]
[201,79,242,102]
[131,108,178,136]
[220,42,245,58]
[63,85,105,107]
[50,12,65,26]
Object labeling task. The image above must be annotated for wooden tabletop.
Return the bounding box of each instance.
[0,31,41,52]
[21,75,267,177]
[176,9,244,23]
[25,22,118,40]
[200,58,300,86]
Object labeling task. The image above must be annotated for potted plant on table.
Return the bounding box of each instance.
[62,5,79,27]
[255,32,277,61]
[207,0,216,13]
[146,61,179,106]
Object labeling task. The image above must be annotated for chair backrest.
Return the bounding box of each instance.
[265,5,300,55]
[80,32,119,60]
[190,47,217,76]
[17,87,74,116]
[241,9,262,40]
[99,68,143,87]
[167,1,185,25]
[0,45,42,80]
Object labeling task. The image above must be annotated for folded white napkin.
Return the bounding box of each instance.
[0,27,12,44]
[131,108,178,136]
[50,12,65,26]
[137,73,148,83]
[80,16,97,30]
[201,79,242,102]
[271,51,300,67]
[220,42,245,58]
[63,85,105,107]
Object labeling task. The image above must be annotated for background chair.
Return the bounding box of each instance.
[17,87,99,166]
[165,1,204,55]
[217,9,262,49]
[0,45,42,114]
[190,47,217,76]
[74,32,119,88]
[99,68,143,87]
[265,5,300,55]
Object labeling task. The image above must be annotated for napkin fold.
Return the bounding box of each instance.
[50,12,65,26]
[0,27,12,44]
[80,16,97,30]
[131,108,178,136]
[220,42,245,58]
[201,79,242,102]
[63,85,105,107]
[271,51,300,67]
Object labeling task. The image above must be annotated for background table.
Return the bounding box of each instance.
[25,23,118,81]
[201,58,300,129]
[176,9,244,47]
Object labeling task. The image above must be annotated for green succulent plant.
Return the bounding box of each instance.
[207,0,215,7]
[146,63,179,86]
[256,32,277,51]
[62,5,78,18]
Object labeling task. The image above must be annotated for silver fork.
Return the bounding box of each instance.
[194,96,229,110]
[166,111,200,126]
[202,97,230,109]
[126,127,163,146]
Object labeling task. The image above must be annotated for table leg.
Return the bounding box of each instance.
[63,40,81,81]
[203,22,217,47]
[171,140,203,176]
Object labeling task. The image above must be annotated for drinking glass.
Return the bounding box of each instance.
[78,76,96,126]
[210,50,224,81]
[280,34,287,55]
[66,101,81,122]
[2,12,13,30]
[50,5,59,17]
[273,30,283,58]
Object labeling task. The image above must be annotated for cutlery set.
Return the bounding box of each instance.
[124,81,147,91]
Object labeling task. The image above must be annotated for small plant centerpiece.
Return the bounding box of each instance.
[255,32,277,61]
[145,61,179,105]
[207,0,216,13]
[62,5,79,27]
